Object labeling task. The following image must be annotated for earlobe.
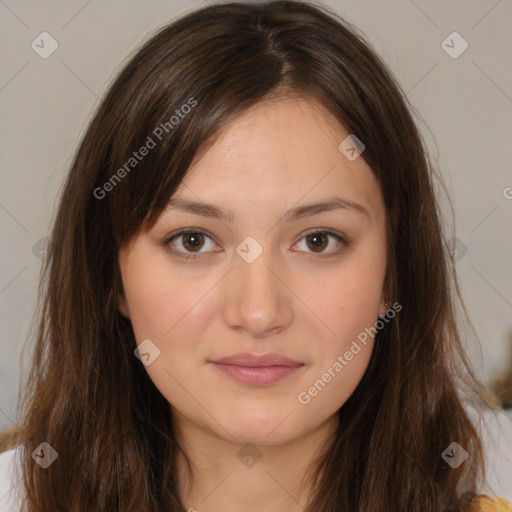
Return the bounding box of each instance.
[116,254,130,319]
[378,271,391,318]
[118,294,130,319]
[378,293,390,318]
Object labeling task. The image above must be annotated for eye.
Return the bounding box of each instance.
[292,229,350,257]
[162,229,218,259]
[161,228,350,260]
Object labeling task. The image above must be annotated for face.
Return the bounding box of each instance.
[118,95,388,447]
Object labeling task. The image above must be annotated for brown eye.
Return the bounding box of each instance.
[305,232,329,252]
[163,229,218,259]
[163,228,349,261]
[181,232,205,252]
[293,230,349,257]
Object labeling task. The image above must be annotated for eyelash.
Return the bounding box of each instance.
[161,228,351,261]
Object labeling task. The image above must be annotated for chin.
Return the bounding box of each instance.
[218,409,301,447]
[228,427,296,448]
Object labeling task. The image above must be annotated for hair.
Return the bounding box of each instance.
[13,1,499,510]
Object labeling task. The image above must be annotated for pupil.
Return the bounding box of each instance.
[308,233,326,251]
[184,233,202,251]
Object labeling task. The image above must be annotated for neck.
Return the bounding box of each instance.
[173,412,339,512]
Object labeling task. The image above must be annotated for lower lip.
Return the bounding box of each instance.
[210,363,303,385]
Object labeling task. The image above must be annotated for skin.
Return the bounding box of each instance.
[118,94,388,511]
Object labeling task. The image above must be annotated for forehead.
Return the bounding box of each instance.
[172,95,384,225]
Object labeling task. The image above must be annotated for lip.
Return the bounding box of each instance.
[209,352,305,386]
[210,352,303,367]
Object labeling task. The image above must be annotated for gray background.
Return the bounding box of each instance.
[1,0,511,430]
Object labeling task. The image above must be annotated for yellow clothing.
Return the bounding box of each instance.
[475,496,512,512]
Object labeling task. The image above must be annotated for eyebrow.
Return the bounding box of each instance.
[166,196,370,223]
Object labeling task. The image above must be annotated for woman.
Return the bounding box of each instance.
[1,1,511,510]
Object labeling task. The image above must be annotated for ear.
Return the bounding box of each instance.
[378,291,388,318]
[117,250,130,319]
[378,273,391,318]
[118,292,130,319]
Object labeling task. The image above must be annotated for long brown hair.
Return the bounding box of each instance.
[14,1,497,510]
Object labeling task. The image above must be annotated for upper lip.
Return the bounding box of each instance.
[210,352,303,367]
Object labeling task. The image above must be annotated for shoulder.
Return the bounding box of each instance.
[0,445,24,512]
[474,496,512,512]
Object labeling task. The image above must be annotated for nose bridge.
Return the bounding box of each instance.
[222,236,291,336]
[236,241,276,295]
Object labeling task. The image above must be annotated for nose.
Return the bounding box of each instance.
[221,246,293,338]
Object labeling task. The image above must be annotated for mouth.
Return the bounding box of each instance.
[208,352,305,386]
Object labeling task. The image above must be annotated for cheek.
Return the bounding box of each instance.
[306,257,385,337]
[294,239,386,396]
[121,254,216,404]
[121,250,212,345]
[296,346,372,429]
[294,267,380,416]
